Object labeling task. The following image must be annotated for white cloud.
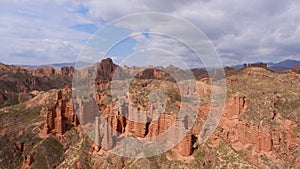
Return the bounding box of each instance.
[80,0,300,65]
[1,0,300,66]
[0,0,94,65]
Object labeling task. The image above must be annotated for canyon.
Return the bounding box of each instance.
[0,59,299,168]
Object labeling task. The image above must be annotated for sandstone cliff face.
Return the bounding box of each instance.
[12,59,298,168]
[125,105,148,137]
[174,121,193,156]
[101,116,114,150]
[21,155,34,169]
[96,58,119,81]
[44,89,78,135]
[0,63,75,108]
[135,68,176,82]
[32,66,55,76]
[223,93,247,119]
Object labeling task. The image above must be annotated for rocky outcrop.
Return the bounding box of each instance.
[147,113,176,138]
[135,68,176,82]
[60,66,74,77]
[94,116,101,151]
[0,91,5,102]
[174,121,193,156]
[291,66,300,74]
[44,89,79,135]
[243,62,268,69]
[223,93,247,119]
[101,116,114,150]
[21,155,34,169]
[125,107,148,137]
[32,66,55,76]
[78,98,98,125]
[96,58,119,81]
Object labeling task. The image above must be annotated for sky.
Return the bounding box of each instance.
[0,0,299,66]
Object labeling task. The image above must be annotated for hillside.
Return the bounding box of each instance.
[0,59,299,168]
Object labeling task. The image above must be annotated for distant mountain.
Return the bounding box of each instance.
[230,59,300,72]
[20,61,91,69]
[267,59,300,72]
[268,59,300,68]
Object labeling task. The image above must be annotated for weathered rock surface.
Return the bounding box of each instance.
[44,89,78,135]
[1,58,300,168]
[291,66,300,74]
[243,62,268,69]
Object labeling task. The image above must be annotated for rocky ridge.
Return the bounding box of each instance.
[0,59,299,168]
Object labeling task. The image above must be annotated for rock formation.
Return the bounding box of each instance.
[21,155,34,169]
[243,62,268,69]
[44,89,79,135]
[94,116,101,151]
[125,104,148,137]
[0,91,5,102]
[174,120,193,156]
[2,58,299,168]
[101,116,114,150]
[78,98,98,125]
[223,93,247,119]
[291,66,300,74]
[96,58,119,81]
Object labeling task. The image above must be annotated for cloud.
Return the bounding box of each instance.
[80,0,300,65]
[1,0,299,66]
[0,0,96,65]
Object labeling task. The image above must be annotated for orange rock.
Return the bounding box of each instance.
[21,155,34,169]
[174,121,193,156]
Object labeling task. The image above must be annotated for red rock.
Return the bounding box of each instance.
[78,98,98,125]
[94,116,101,152]
[101,116,114,150]
[32,66,55,76]
[21,155,34,169]
[60,66,74,77]
[96,58,119,81]
[223,93,246,119]
[125,105,147,137]
[255,132,272,152]
[291,66,300,74]
[44,89,79,135]
[174,121,193,156]
[147,119,159,138]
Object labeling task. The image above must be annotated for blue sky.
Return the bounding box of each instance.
[0,0,300,66]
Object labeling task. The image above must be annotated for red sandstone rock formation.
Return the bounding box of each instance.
[21,155,34,169]
[135,68,176,82]
[96,58,119,81]
[174,121,193,156]
[125,104,148,137]
[60,66,74,77]
[44,89,79,135]
[101,116,114,150]
[32,66,55,76]
[147,113,176,137]
[223,93,246,119]
[78,98,98,125]
[0,91,5,102]
[94,116,101,152]
[291,66,300,74]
